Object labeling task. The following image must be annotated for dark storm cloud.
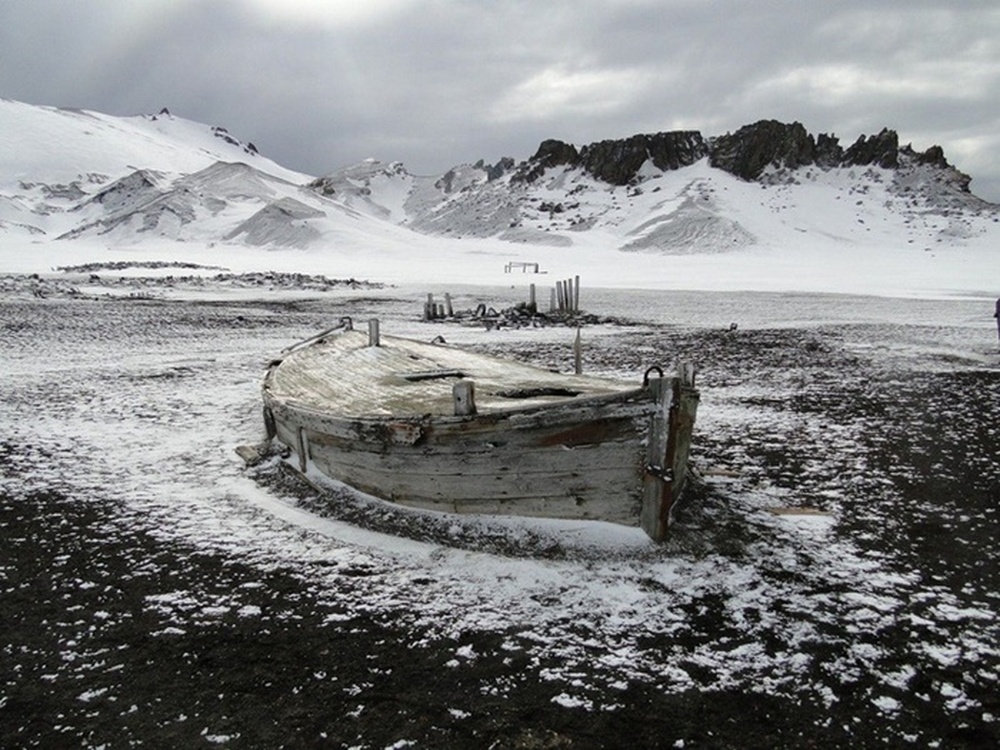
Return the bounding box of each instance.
[1,0,998,200]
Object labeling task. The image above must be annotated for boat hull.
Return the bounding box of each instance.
[259,326,698,540]
[266,388,657,525]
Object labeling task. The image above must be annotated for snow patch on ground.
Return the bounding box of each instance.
[2,280,997,746]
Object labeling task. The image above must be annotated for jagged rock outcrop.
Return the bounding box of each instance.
[577,135,650,184]
[579,132,707,185]
[515,131,707,185]
[509,120,975,196]
[513,139,581,183]
[709,120,816,179]
[843,128,899,168]
[898,143,973,195]
[645,131,708,172]
[474,157,515,181]
[814,133,844,167]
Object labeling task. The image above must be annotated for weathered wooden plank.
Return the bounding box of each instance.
[309,448,644,502]
[307,447,643,524]
[306,430,644,476]
[640,376,674,540]
[270,398,652,456]
[668,383,700,506]
[270,384,654,430]
[383,494,641,525]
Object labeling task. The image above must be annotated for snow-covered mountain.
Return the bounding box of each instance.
[310,124,998,255]
[0,99,361,248]
[0,98,996,293]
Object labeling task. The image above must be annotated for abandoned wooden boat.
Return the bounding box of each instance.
[260,319,698,541]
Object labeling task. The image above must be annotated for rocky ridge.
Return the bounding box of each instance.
[511,120,970,189]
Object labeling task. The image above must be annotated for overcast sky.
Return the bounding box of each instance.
[2,0,999,201]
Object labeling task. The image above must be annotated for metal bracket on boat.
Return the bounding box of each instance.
[642,365,664,387]
[645,463,674,481]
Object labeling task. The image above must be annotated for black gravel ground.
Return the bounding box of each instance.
[2,287,998,748]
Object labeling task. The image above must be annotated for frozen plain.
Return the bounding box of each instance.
[2,246,999,747]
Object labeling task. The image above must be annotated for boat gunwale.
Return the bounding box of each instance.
[263,379,656,428]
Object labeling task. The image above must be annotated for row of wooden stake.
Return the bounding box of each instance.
[424,275,582,321]
[552,275,581,314]
[424,293,455,320]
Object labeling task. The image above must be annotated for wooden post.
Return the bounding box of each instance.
[296,427,309,472]
[368,318,380,347]
[670,361,699,510]
[640,377,674,541]
[549,287,556,312]
[639,363,700,541]
[573,327,582,375]
[445,293,453,317]
[529,284,536,314]
[679,361,696,388]
[574,275,580,313]
[453,380,477,416]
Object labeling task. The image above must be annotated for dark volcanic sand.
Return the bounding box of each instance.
[2,288,998,748]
